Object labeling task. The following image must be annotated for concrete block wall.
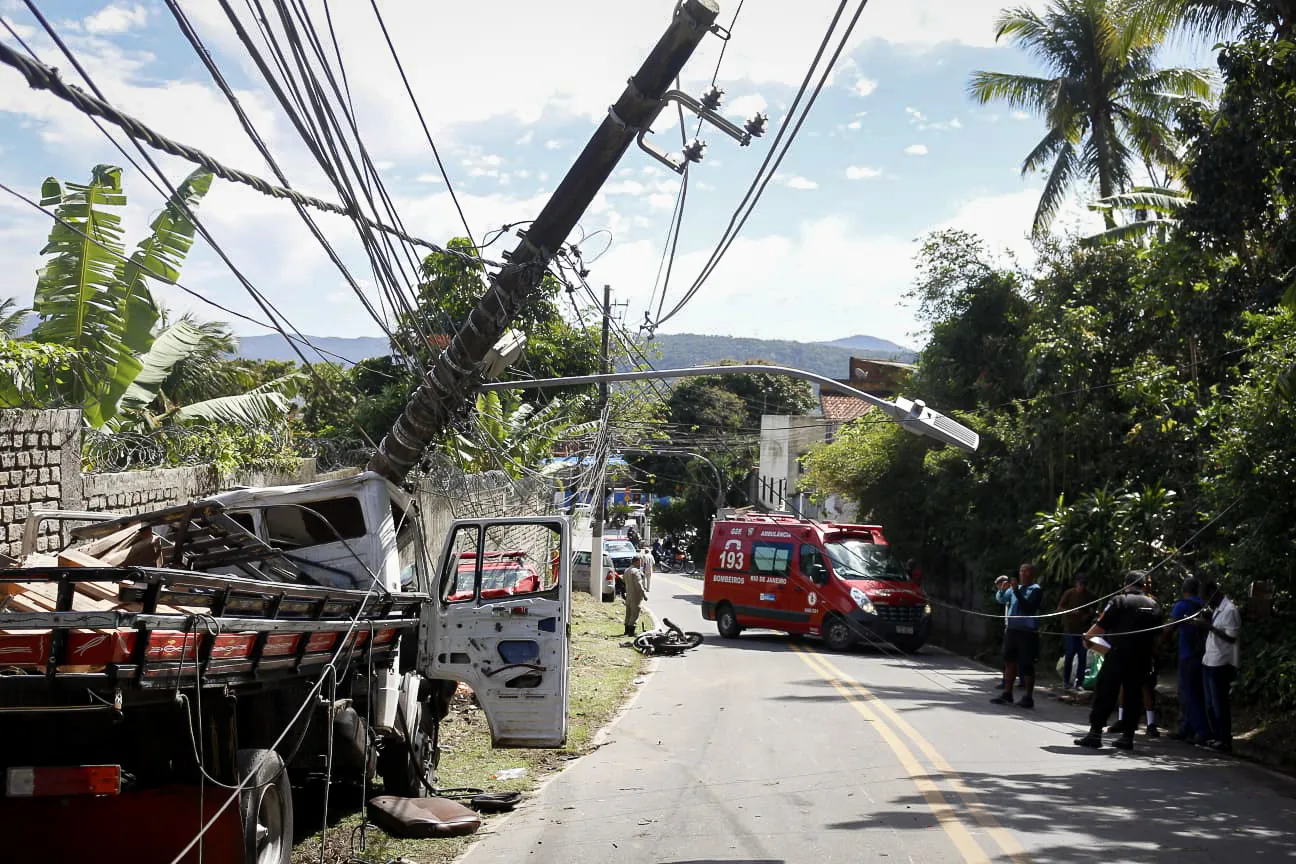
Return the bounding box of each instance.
[0,410,83,557]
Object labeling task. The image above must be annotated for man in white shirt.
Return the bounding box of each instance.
[1201,580,1241,752]
[640,547,653,592]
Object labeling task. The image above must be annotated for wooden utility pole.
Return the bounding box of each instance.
[587,285,613,597]
[368,0,721,483]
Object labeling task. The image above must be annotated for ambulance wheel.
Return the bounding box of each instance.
[823,615,855,652]
[236,749,292,864]
[716,603,742,639]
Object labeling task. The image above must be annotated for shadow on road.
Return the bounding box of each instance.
[819,761,1296,863]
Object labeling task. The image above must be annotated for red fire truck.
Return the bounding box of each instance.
[700,513,931,652]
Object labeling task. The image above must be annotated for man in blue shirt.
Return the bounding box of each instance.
[1164,576,1209,743]
[991,562,1045,709]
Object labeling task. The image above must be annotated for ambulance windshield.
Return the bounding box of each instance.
[824,539,910,582]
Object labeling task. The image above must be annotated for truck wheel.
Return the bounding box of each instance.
[823,615,856,652]
[237,749,292,864]
[716,603,742,639]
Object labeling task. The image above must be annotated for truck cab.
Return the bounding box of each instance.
[700,513,932,652]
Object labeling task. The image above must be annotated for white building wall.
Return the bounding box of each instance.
[758,415,837,515]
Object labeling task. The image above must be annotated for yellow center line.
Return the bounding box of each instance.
[791,643,991,864]
[809,650,1032,864]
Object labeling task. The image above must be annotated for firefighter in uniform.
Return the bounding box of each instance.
[1075,570,1163,750]
[623,554,648,637]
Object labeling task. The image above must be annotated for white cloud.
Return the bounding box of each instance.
[725,93,767,121]
[905,107,927,123]
[544,140,566,150]
[847,120,862,130]
[846,166,882,180]
[919,117,963,131]
[781,175,819,190]
[853,78,879,97]
[415,173,444,184]
[1012,111,1031,120]
[84,4,149,35]
[172,0,1008,153]
[590,187,1097,347]
[905,144,929,156]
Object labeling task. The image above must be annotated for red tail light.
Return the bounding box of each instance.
[6,765,121,797]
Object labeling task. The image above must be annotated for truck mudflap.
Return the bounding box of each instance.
[1,784,242,863]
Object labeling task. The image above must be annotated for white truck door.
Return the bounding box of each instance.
[418,516,571,748]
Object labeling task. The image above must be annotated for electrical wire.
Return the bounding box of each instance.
[654,0,872,329]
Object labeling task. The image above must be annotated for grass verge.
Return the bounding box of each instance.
[292,592,650,864]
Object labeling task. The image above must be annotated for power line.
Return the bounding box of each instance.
[365,0,477,249]
[159,0,421,375]
[0,37,493,267]
[654,0,872,329]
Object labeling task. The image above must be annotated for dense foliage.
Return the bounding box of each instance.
[805,30,1296,710]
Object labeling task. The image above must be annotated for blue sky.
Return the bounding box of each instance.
[0,1,1216,350]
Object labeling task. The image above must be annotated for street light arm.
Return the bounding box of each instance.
[480,364,980,453]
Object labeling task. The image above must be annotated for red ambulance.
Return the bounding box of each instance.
[701,513,932,652]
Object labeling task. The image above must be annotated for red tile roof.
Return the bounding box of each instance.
[820,392,874,423]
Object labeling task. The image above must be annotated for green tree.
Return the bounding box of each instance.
[18,165,295,428]
[0,299,29,339]
[1136,0,1296,39]
[444,390,597,479]
[968,0,1213,234]
[399,239,599,397]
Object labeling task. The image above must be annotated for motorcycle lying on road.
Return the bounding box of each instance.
[632,618,704,656]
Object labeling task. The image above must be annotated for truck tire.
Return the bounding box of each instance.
[823,615,856,652]
[237,749,292,864]
[716,603,742,639]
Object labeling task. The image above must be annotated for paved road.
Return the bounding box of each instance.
[462,573,1296,863]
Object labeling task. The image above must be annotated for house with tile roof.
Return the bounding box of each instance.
[756,358,915,519]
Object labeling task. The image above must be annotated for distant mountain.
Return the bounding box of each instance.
[233,331,917,379]
[642,333,916,379]
[820,333,916,356]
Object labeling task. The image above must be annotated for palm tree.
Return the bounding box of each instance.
[1084,186,1192,244]
[0,299,29,338]
[445,391,599,479]
[969,0,1214,235]
[24,164,296,429]
[1133,0,1296,40]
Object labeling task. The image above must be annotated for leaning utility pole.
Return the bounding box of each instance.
[587,284,613,597]
[368,0,721,483]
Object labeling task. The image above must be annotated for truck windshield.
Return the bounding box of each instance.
[824,539,909,582]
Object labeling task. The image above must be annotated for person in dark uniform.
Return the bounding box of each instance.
[1075,570,1163,751]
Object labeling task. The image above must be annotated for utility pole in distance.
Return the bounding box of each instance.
[587,284,613,598]
[368,0,721,484]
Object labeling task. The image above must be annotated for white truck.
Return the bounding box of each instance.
[0,471,572,864]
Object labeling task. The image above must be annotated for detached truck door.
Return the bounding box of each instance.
[419,516,571,748]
